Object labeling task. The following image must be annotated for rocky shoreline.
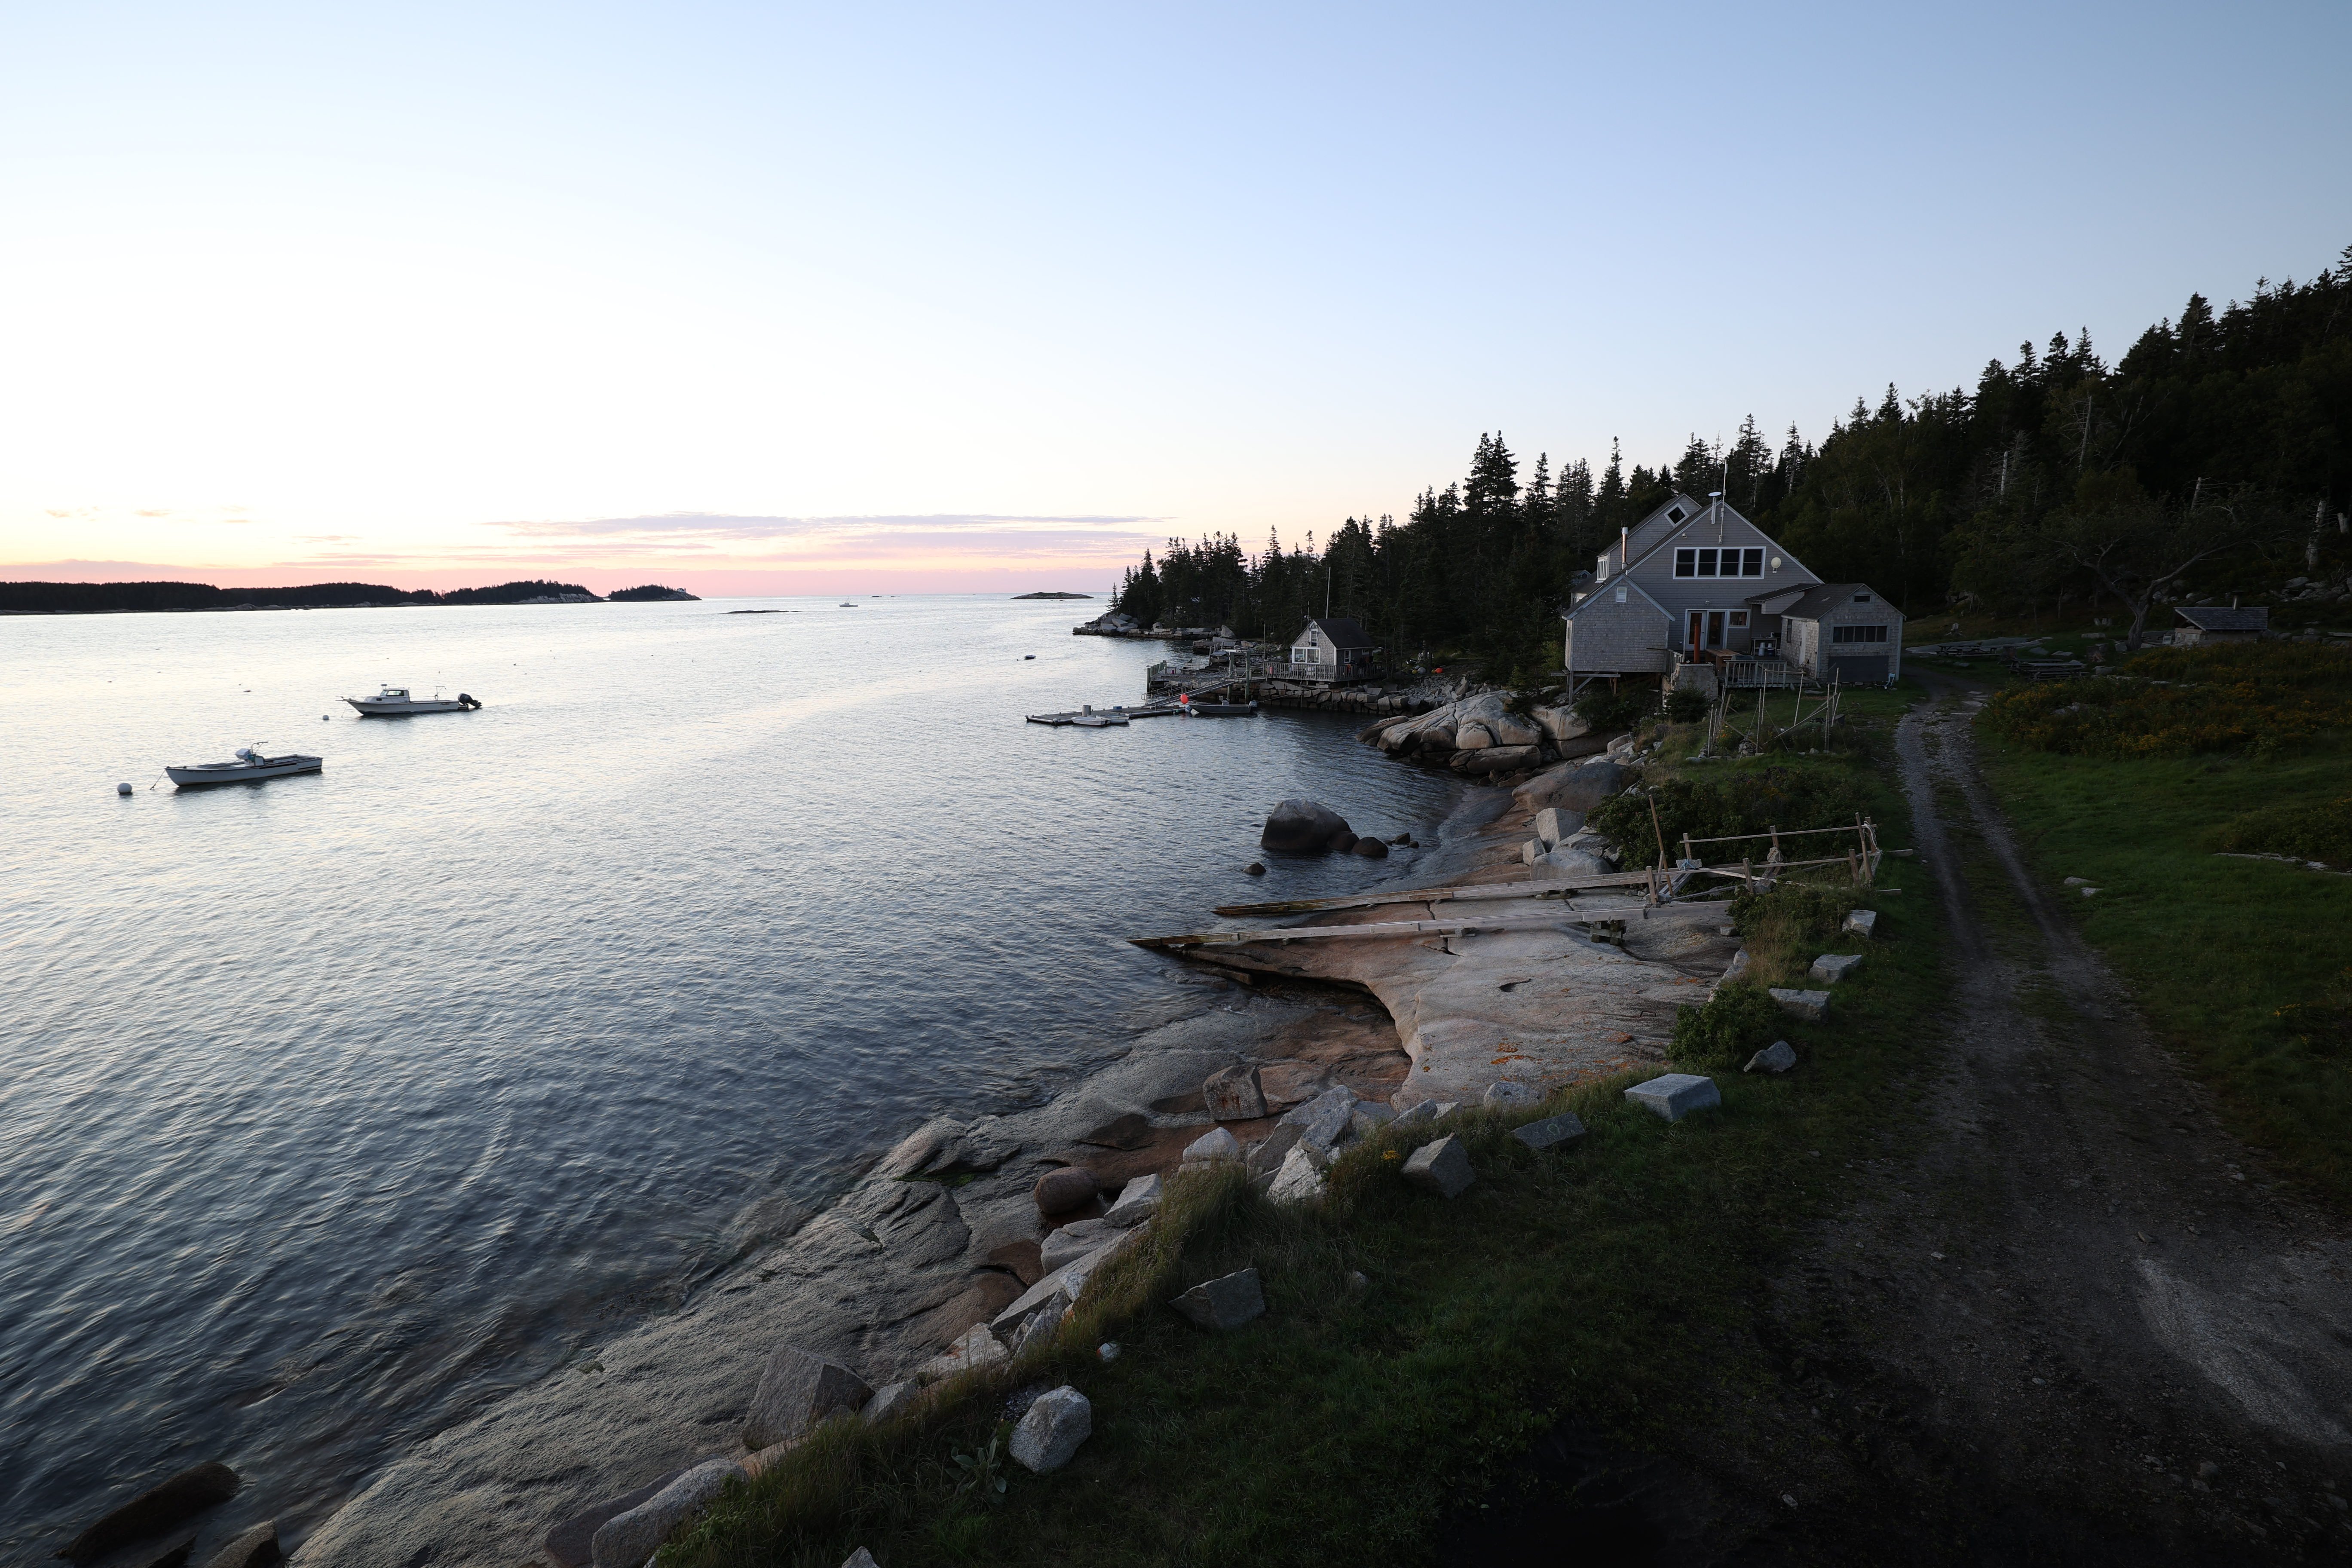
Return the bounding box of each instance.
[231,789,1500,1565]
[100,732,1685,1568]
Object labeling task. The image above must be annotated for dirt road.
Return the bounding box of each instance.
[1742,678,2352,1561]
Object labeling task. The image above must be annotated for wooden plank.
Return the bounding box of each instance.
[1212,872,1654,918]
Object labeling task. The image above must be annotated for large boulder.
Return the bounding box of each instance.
[1401,1135,1475,1198]
[1489,714,1541,747]
[1514,759,1633,815]
[1532,806,1583,846]
[1102,1173,1162,1228]
[744,1348,873,1449]
[1267,1143,1326,1204]
[1352,835,1389,858]
[1033,1166,1099,1216]
[1623,1072,1721,1122]
[1170,1267,1266,1329]
[1455,720,1495,750]
[1009,1385,1094,1473]
[591,1459,746,1568]
[1279,1087,1357,1159]
[1204,1063,1265,1121]
[1041,1218,1123,1274]
[1261,799,1352,853]
[1529,705,1590,744]
[199,1522,281,1568]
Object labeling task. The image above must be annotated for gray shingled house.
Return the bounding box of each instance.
[1286,616,1378,683]
[1760,582,1905,683]
[1562,493,1823,679]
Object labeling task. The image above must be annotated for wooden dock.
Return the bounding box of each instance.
[1025,704,1182,726]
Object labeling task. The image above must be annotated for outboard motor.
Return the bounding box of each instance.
[458,693,481,709]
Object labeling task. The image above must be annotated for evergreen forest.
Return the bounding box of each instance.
[1112,247,2352,680]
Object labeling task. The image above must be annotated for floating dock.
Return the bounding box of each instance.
[1024,704,1182,726]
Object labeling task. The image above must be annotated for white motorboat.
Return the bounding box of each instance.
[343,684,482,716]
[166,745,323,787]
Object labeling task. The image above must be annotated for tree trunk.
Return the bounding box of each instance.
[2124,594,2155,652]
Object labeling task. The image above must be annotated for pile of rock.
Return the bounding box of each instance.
[1358,692,1605,777]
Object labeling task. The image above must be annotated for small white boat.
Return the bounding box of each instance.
[343,684,481,716]
[166,745,323,787]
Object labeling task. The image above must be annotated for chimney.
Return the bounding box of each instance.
[2232,594,2239,609]
[1619,526,1629,570]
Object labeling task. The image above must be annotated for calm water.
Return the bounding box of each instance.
[0,596,1462,1554]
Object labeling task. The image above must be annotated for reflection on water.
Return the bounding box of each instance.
[0,597,1462,1553]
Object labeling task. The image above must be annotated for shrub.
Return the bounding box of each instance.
[1588,769,1872,867]
[1983,643,2352,757]
[1573,685,1656,734]
[1663,688,1711,724]
[1670,984,1783,1070]
[1729,881,1858,941]
[2209,796,2352,867]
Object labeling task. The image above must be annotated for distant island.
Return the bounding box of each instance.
[607,584,700,601]
[0,579,607,615]
[1011,591,1093,600]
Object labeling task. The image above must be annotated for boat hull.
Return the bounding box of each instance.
[346,698,472,715]
[167,756,324,786]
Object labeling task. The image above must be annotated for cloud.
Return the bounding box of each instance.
[492,511,1162,541]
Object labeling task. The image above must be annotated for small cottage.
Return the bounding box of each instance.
[1761,583,1905,683]
[1288,616,1377,683]
[2170,605,2268,645]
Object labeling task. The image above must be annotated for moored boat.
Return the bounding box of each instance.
[166,746,323,787]
[343,684,482,716]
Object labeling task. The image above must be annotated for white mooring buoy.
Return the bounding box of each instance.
[116,782,133,796]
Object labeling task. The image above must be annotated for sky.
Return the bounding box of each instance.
[2,1,2346,596]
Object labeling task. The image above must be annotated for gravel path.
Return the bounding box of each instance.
[1752,678,2352,1560]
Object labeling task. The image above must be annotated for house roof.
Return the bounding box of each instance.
[1767,582,1898,619]
[1299,616,1375,650]
[2173,605,2268,631]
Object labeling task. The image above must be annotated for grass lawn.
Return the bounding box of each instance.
[1978,735,2352,1209]
[668,700,1948,1567]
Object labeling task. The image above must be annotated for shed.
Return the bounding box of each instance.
[1770,583,1904,683]
[1289,616,1378,683]
[2170,605,2268,645]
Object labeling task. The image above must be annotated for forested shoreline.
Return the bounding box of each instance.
[0,579,600,614]
[1115,247,2352,676]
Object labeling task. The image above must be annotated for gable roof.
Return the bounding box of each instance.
[1563,577,1672,623]
[1620,492,1708,563]
[1772,583,1897,619]
[1298,616,1375,650]
[2173,605,2267,631]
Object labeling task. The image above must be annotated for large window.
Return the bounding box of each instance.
[1830,624,1890,644]
[1674,546,1766,579]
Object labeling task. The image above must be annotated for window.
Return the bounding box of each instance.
[1666,505,1687,524]
[1303,644,1320,662]
[1676,546,1765,579]
[1853,592,1871,603]
[1831,624,1889,644]
[1614,586,1627,603]
[1728,610,1749,629]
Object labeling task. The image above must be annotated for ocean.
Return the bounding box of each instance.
[0,595,1463,1554]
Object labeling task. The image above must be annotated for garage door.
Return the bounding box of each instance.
[1829,655,1889,684]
